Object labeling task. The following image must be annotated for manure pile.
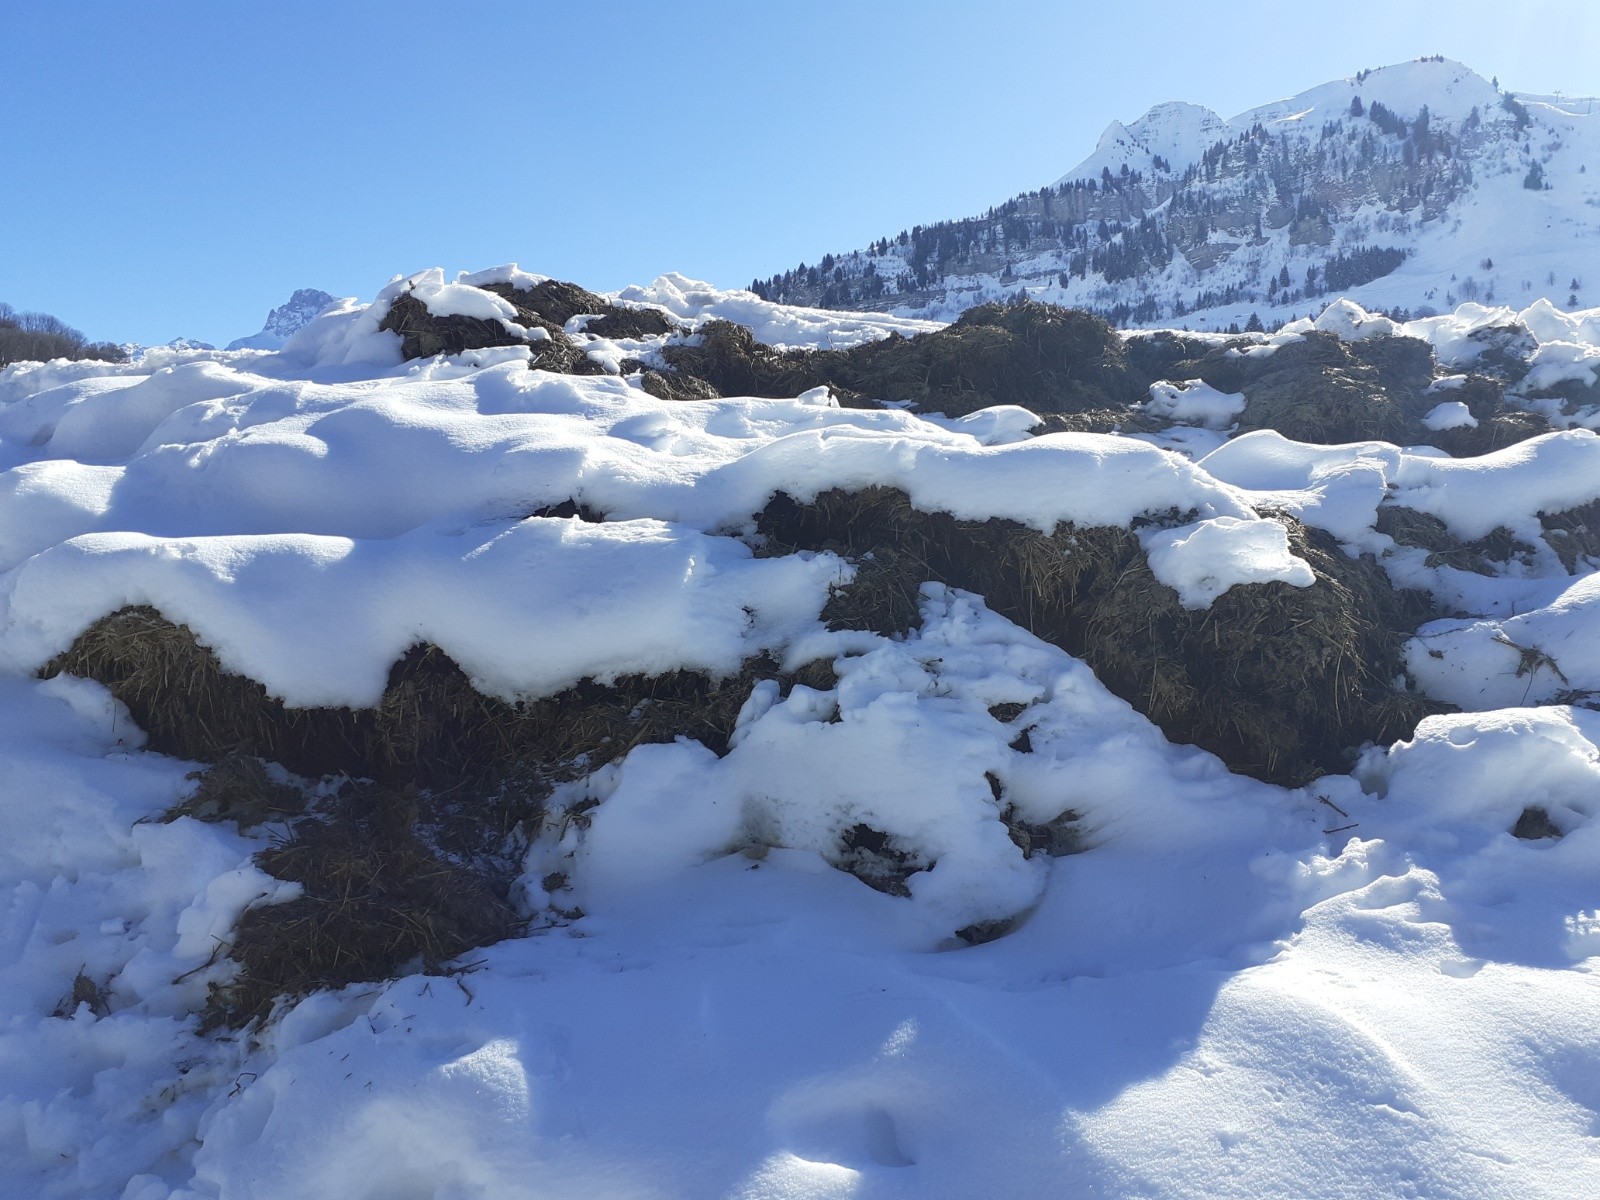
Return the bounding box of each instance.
[757,487,1437,785]
[385,277,1561,452]
[44,608,839,1026]
[33,278,1597,1027]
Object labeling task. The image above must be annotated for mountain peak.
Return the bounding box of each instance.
[1061,101,1230,185]
[227,288,337,351]
[1235,57,1500,130]
[756,59,1600,332]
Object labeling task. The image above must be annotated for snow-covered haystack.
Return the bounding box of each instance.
[757,486,1432,784]
[4,270,1600,1198]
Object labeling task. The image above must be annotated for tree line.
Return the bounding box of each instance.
[0,302,126,368]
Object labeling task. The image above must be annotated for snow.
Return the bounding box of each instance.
[1201,427,1600,543]
[1,271,1599,1199]
[1142,515,1314,607]
[621,272,943,350]
[833,58,1600,338]
[1140,378,1244,429]
[1423,399,1477,430]
[1407,572,1600,709]
[0,523,847,708]
[1314,297,1401,341]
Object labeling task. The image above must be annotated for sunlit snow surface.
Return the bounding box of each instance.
[0,278,1597,1199]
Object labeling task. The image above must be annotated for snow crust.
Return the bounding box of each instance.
[0,273,1598,1199]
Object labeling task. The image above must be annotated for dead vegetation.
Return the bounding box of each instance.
[1511,805,1563,841]
[47,289,1568,1012]
[204,782,519,1030]
[378,280,1557,456]
[1374,506,1536,575]
[1126,329,1548,452]
[52,970,112,1019]
[661,300,1147,417]
[43,609,828,786]
[45,606,838,1026]
[168,751,305,828]
[1378,497,1600,577]
[378,277,681,369]
[757,486,1438,784]
[1539,498,1600,573]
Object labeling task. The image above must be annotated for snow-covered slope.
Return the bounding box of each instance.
[757,58,1600,333]
[1,270,1599,1198]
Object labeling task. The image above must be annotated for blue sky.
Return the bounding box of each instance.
[4,0,1600,345]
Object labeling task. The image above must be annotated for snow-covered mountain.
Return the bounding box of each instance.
[225,287,337,350]
[754,59,1600,331]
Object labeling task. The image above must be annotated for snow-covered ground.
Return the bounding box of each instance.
[2,273,1598,1199]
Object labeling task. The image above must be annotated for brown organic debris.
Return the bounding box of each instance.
[756,486,1439,785]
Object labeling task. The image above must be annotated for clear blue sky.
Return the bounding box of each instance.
[4,1,1599,346]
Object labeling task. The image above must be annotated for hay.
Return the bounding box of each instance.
[1031,409,1167,436]
[378,292,605,374]
[168,752,305,828]
[1374,506,1535,576]
[477,280,683,341]
[660,300,1148,418]
[1234,336,1417,445]
[526,499,607,523]
[1511,806,1563,841]
[378,278,677,371]
[480,279,608,327]
[52,970,111,1019]
[628,364,722,403]
[834,823,924,898]
[45,605,850,1027]
[44,609,802,785]
[757,487,1439,785]
[203,782,519,1029]
[1138,331,1548,453]
[1539,498,1600,573]
[1082,517,1436,781]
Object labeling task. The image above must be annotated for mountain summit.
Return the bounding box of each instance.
[753,59,1600,330]
[226,287,337,350]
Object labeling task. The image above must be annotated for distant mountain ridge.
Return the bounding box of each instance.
[226,288,337,350]
[752,59,1600,331]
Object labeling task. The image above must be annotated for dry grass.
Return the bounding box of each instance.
[1375,506,1535,576]
[203,782,518,1029]
[52,970,111,1019]
[378,291,605,374]
[169,752,305,828]
[46,608,841,1027]
[661,300,1146,417]
[1540,498,1600,573]
[45,611,808,787]
[758,487,1439,785]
